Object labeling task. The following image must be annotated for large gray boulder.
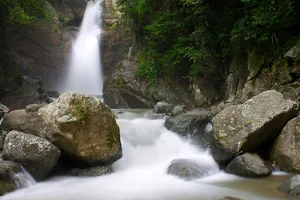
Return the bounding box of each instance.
[225,153,271,177]
[271,117,300,173]
[0,161,22,196]
[278,175,300,197]
[167,159,218,180]
[164,110,212,148]
[3,131,61,180]
[38,92,122,166]
[211,90,298,164]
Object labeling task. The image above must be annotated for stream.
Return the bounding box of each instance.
[1,109,297,200]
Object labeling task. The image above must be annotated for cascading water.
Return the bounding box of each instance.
[0,110,292,200]
[60,0,103,95]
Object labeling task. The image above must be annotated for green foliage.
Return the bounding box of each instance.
[0,0,49,29]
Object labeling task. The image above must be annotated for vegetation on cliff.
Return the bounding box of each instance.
[117,0,300,84]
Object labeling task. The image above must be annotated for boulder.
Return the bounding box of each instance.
[0,161,22,196]
[171,105,185,116]
[153,102,175,114]
[271,117,300,173]
[225,153,271,177]
[167,159,218,180]
[2,108,42,137]
[38,92,122,166]
[164,110,212,148]
[278,175,300,197]
[211,90,298,164]
[3,131,61,180]
[0,104,9,113]
[77,165,112,177]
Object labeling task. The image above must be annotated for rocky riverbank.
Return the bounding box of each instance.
[0,92,122,195]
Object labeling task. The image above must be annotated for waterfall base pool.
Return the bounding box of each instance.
[1,109,297,200]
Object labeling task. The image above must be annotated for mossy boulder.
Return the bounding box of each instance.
[211,90,298,164]
[38,92,122,166]
[3,131,61,180]
[271,117,300,173]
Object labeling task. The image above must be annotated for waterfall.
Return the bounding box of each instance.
[12,166,36,189]
[61,0,103,96]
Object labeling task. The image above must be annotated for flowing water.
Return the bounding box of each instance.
[0,110,297,200]
[60,0,103,95]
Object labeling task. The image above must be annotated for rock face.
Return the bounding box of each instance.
[278,175,300,197]
[3,131,61,180]
[0,76,48,110]
[211,90,298,164]
[38,92,122,166]
[103,60,195,109]
[153,102,175,114]
[77,165,112,177]
[271,117,300,173]
[167,159,217,180]
[164,110,212,148]
[0,161,22,196]
[225,153,271,177]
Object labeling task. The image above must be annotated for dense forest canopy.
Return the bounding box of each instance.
[117,0,300,84]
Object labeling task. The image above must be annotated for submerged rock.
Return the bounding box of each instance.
[3,131,61,180]
[278,175,300,197]
[153,102,175,114]
[38,92,122,166]
[271,117,300,173]
[167,159,217,180]
[77,165,112,177]
[0,161,22,196]
[164,110,212,148]
[225,153,271,177]
[211,90,298,164]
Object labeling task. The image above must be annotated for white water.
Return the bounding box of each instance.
[60,0,103,95]
[12,166,36,189]
[0,111,290,200]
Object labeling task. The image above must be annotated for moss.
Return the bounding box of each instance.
[106,124,118,149]
[116,76,125,88]
[70,97,91,120]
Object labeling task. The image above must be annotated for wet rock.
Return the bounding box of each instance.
[3,131,61,180]
[167,159,217,180]
[278,175,300,197]
[0,161,22,196]
[164,110,212,148]
[271,117,300,173]
[38,92,122,166]
[153,102,175,114]
[225,153,271,177]
[77,165,112,177]
[171,105,185,116]
[211,90,298,164]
